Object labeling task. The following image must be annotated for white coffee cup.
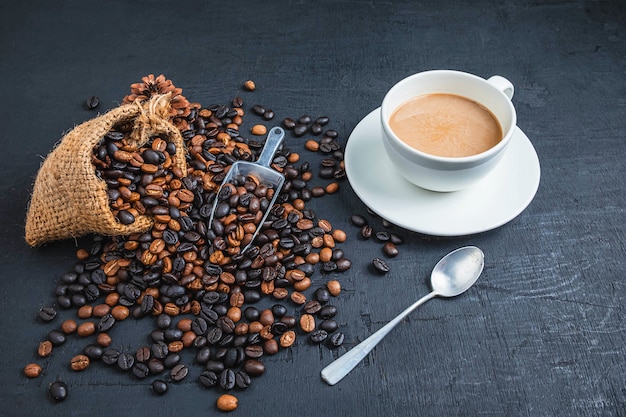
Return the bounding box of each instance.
[380,70,516,192]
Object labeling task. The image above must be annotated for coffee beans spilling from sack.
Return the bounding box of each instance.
[25,75,351,410]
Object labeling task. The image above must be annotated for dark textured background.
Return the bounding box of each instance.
[1,1,624,416]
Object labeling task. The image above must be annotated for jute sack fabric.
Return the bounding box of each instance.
[25,94,187,246]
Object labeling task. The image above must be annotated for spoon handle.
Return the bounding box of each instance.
[321,291,437,386]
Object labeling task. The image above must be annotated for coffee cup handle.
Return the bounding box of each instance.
[487,76,514,100]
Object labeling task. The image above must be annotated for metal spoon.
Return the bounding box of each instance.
[320,246,484,386]
[207,126,285,253]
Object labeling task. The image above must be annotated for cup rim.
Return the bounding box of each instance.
[381,70,517,164]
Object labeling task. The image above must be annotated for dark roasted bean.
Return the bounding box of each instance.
[170,364,189,382]
[97,314,116,332]
[375,231,391,242]
[243,359,265,377]
[84,344,104,360]
[360,225,373,239]
[282,118,296,129]
[319,319,339,333]
[102,348,120,365]
[350,214,368,227]
[85,95,100,109]
[38,306,57,322]
[48,380,68,402]
[199,370,218,388]
[329,331,345,347]
[117,352,135,371]
[152,379,168,395]
[132,362,150,379]
[310,329,328,343]
[382,242,399,257]
[314,287,331,305]
[219,369,236,390]
[48,330,66,347]
[235,371,252,389]
[372,258,390,274]
[318,305,338,320]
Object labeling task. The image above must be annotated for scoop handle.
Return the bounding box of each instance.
[256,127,285,167]
[320,290,437,386]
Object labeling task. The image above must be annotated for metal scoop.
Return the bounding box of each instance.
[207,126,286,252]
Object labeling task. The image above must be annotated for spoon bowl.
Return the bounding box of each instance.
[431,246,484,297]
[320,246,484,386]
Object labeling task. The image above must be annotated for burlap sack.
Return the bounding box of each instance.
[25,94,187,246]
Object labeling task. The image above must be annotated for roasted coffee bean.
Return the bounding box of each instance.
[205,360,225,373]
[151,342,169,359]
[326,279,341,296]
[235,370,252,389]
[319,319,339,333]
[251,104,265,116]
[156,313,172,329]
[199,370,218,388]
[23,363,43,378]
[135,346,151,363]
[351,214,368,227]
[243,359,265,376]
[38,306,57,322]
[164,328,183,342]
[244,344,264,359]
[98,314,116,332]
[270,321,289,335]
[85,95,100,110]
[84,344,104,360]
[314,287,331,305]
[375,231,391,242]
[118,210,135,225]
[191,317,208,335]
[117,352,135,371]
[299,314,316,333]
[132,362,150,379]
[382,242,399,257]
[38,340,53,357]
[164,353,181,368]
[147,358,165,374]
[70,354,90,371]
[61,319,77,334]
[271,304,287,318]
[318,305,338,319]
[282,118,296,129]
[293,124,308,137]
[390,233,404,245]
[170,364,189,382]
[102,348,121,365]
[152,379,168,395]
[360,225,373,239]
[372,257,390,274]
[263,109,275,120]
[336,257,352,271]
[216,394,239,412]
[219,368,236,390]
[329,331,345,347]
[303,300,322,314]
[279,330,296,348]
[48,380,68,402]
[309,329,328,344]
[48,330,66,347]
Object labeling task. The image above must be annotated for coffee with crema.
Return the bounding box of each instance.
[389,93,502,158]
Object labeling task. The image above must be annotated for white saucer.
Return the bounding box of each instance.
[344,108,541,236]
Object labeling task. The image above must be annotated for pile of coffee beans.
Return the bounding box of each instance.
[26,78,353,410]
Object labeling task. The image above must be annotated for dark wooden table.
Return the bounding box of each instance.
[1,1,624,416]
